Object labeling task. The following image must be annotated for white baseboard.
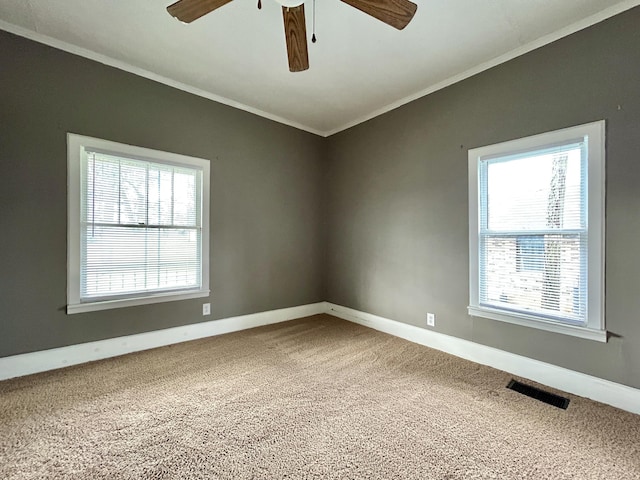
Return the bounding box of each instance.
[3,300,638,416]
[0,302,326,381]
[326,302,640,416]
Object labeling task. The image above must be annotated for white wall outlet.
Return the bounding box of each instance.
[427,312,435,327]
[202,303,211,316]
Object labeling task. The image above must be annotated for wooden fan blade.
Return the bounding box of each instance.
[340,0,417,30]
[167,0,235,23]
[282,5,309,72]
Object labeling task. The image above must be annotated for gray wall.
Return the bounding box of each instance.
[0,30,325,357]
[326,7,640,389]
[2,7,640,390]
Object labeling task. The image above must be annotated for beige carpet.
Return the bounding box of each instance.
[1,314,639,479]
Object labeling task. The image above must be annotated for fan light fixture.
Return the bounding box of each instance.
[273,0,304,7]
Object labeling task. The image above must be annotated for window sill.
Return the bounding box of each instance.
[67,289,210,314]
[468,306,607,343]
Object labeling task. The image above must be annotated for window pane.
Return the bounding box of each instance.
[480,233,585,323]
[485,147,583,231]
[148,166,175,225]
[82,226,200,299]
[478,144,587,324]
[81,150,203,301]
[87,155,120,224]
[173,169,197,226]
[120,160,147,225]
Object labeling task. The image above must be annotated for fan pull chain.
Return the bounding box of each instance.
[257,0,261,9]
[311,0,317,43]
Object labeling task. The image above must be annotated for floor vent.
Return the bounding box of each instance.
[506,379,570,409]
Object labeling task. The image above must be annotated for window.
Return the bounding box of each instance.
[67,134,210,314]
[468,121,605,342]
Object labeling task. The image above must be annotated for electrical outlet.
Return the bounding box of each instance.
[427,312,435,327]
[203,303,211,316]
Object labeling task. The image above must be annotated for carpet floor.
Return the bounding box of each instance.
[1,314,639,479]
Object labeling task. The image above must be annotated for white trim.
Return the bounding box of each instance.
[2,1,639,138]
[0,302,326,381]
[2,300,639,416]
[467,306,606,342]
[326,303,640,416]
[0,21,324,137]
[67,289,211,314]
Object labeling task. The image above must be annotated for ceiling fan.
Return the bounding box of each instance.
[167,0,418,72]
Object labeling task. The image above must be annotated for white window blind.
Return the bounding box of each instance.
[468,121,605,342]
[478,143,586,324]
[67,134,210,314]
[82,150,202,300]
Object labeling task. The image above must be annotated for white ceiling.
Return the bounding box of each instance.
[1,0,638,136]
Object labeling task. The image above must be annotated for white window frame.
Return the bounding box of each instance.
[67,133,210,314]
[468,121,606,342]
